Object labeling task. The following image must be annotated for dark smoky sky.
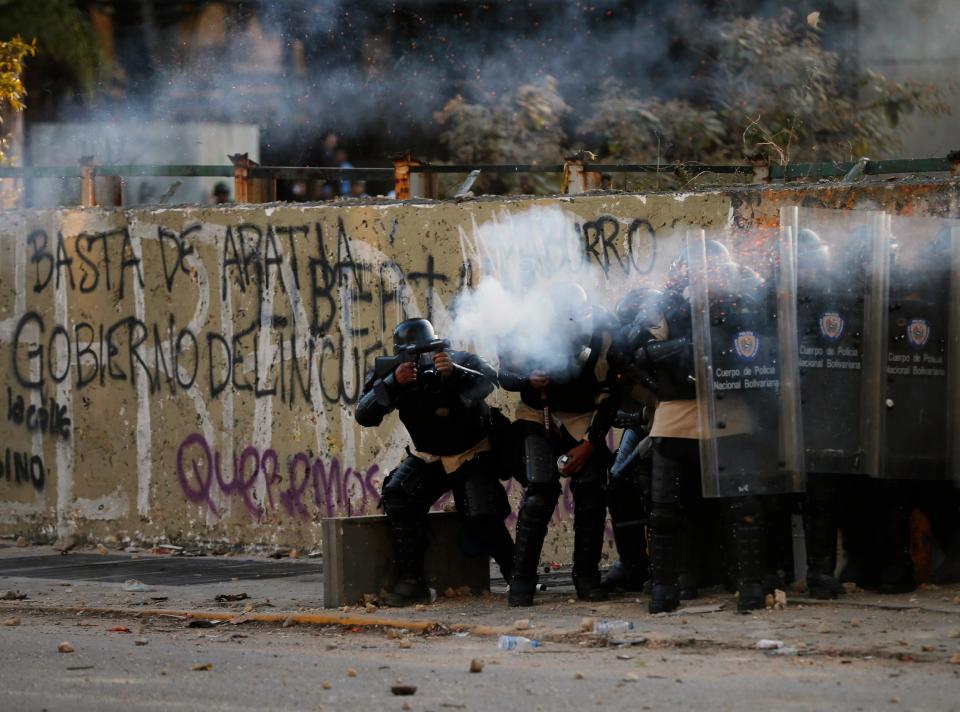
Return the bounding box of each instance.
[69,0,857,164]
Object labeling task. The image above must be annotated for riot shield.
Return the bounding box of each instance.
[866,213,958,481]
[786,206,881,475]
[688,228,805,498]
[951,224,960,488]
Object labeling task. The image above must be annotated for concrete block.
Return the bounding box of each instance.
[321,512,491,608]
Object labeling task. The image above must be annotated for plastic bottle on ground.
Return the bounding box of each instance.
[592,620,635,636]
[497,635,541,652]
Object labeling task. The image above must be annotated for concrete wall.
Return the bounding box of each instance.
[2,179,958,560]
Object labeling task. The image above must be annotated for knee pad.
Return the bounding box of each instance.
[456,454,510,520]
[519,487,559,527]
[381,456,428,516]
[523,432,556,485]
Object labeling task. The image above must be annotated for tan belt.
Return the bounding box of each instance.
[515,402,593,442]
[414,436,492,475]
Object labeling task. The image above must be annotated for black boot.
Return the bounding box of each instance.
[877,483,916,594]
[602,559,648,593]
[648,525,680,613]
[509,491,554,607]
[805,476,843,599]
[731,497,766,613]
[383,519,429,607]
[648,445,682,615]
[488,522,516,583]
[572,491,609,602]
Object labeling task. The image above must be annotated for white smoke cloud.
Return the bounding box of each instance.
[451,205,611,372]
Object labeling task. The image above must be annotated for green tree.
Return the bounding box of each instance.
[0,0,101,91]
[0,34,35,163]
[434,76,570,195]
[582,11,950,180]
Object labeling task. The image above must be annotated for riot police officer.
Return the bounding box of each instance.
[501,284,620,607]
[633,242,769,613]
[356,318,515,607]
[601,288,661,593]
[795,228,850,598]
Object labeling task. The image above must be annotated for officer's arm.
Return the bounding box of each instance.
[355,373,399,426]
[452,352,498,402]
[585,388,620,448]
[497,365,529,392]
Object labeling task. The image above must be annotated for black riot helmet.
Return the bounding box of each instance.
[796,228,832,285]
[392,318,437,353]
[615,287,663,327]
[666,239,732,292]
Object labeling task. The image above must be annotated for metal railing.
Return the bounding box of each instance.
[1,152,957,206]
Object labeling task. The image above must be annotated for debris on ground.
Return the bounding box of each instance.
[346,668,358,677]
[575,672,585,680]
[844,582,860,594]
[948,629,960,639]
[774,589,788,609]
[4,617,20,626]
[364,603,377,613]
[153,544,184,556]
[949,653,960,665]
[54,535,79,554]
[57,642,74,653]
[282,616,297,628]
[622,673,639,682]
[14,536,28,547]
[134,638,148,646]
[192,663,213,671]
[187,619,221,629]
[767,646,799,656]
[391,682,417,696]
[121,579,154,592]
[817,623,832,634]
[593,620,634,636]
[96,543,110,555]
[269,549,291,559]
[214,593,249,602]
[109,626,132,633]
[322,682,332,690]
[1,590,27,600]
[398,639,412,649]
[755,639,784,650]
[469,659,484,673]
[513,619,531,630]
[580,618,596,632]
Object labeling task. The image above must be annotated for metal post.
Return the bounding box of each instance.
[79,156,96,207]
[948,150,960,178]
[750,155,771,184]
[229,153,256,203]
[392,154,435,199]
[562,153,601,194]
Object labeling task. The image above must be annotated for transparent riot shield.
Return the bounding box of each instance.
[786,207,882,475]
[689,228,805,498]
[951,224,960,488]
[868,213,959,481]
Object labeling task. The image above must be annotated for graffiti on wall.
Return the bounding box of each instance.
[0,202,663,545]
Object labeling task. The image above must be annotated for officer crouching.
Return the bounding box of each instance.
[355,318,515,607]
[501,284,620,607]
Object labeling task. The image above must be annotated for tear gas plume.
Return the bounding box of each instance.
[451,206,623,371]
